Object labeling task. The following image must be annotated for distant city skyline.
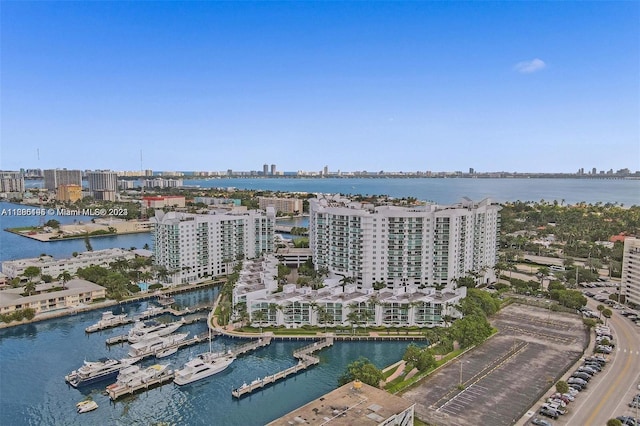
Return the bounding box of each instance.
[2,2,638,172]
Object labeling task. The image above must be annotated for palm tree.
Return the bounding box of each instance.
[23,280,37,296]
[252,309,267,334]
[57,270,72,290]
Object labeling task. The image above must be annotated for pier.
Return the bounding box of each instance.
[231,337,333,398]
[229,336,273,357]
[106,371,175,401]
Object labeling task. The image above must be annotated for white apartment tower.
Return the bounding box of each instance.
[621,237,640,308]
[151,209,276,284]
[0,171,25,194]
[309,195,500,290]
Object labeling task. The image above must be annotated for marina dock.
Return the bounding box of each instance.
[229,336,273,357]
[106,372,175,400]
[231,337,333,398]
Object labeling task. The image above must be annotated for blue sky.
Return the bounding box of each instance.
[2,2,638,173]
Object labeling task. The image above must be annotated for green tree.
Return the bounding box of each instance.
[403,344,436,372]
[556,380,569,394]
[597,304,605,318]
[44,219,60,228]
[22,266,41,283]
[252,309,267,333]
[607,419,622,426]
[23,281,37,296]
[338,357,384,388]
[58,271,72,290]
[601,308,613,324]
[40,274,53,283]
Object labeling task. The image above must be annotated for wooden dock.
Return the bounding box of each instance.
[229,336,273,357]
[231,337,333,398]
[106,371,175,400]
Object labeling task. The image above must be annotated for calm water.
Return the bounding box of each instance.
[1,177,637,424]
[0,287,412,426]
[0,201,152,262]
[186,177,640,206]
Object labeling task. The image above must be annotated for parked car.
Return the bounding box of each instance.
[572,372,592,381]
[531,418,553,426]
[578,366,598,375]
[539,407,559,420]
[583,362,603,371]
[616,416,637,426]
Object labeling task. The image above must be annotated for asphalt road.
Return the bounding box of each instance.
[557,300,640,426]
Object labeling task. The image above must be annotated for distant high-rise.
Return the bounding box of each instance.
[43,169,82,192]
[469,167,475,175]
[323,165,328,176]
[263,164,269,176]
[270,164,276,175]
[592,167,597,175]
[86,170,117,201]
[0,171,25,194]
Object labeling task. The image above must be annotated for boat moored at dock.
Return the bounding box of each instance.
[127,332,189,358]
[85,311,129,333]
[64,357,141,388]
[173,352,235,385]
[127,319,185,343]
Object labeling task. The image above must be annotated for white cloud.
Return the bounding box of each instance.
[514,58,546,74]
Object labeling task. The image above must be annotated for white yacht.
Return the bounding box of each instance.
[106,364,172,392]
[127,319,184,343]
[65,357,141,388]
[127,332,189,357]
[85,311,128,333]
[173,352,235,386]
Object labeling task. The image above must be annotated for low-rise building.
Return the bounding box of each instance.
[1,248,135,279]
[267,380,415,426]
[258,196,303,214]
[233,256,465,329]
[0,279,106,315]
[142,195,186,209]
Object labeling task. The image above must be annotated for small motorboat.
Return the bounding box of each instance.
[76,399,98,413]
[155,346,178,358]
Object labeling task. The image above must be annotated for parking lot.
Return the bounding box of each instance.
[400,303,588,426]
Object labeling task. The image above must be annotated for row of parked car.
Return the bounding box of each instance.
[531,350,610,426]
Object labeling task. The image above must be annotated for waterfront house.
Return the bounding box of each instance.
[0,279,106,315]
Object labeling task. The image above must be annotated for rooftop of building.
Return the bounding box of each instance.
[267,380,414,426]
[0,279,105,308]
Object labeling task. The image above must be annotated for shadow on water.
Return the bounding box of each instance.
[0,323,38,340]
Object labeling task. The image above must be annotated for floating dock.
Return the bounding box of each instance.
[106,371,175,400]
[231,337,333,398]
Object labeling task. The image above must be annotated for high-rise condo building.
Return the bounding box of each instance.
[43,169,82,192]
[86,170,118,201]
[151,208,276,284]
[270,164,276,175]
[263,164,269,176]
[308,195,500,290]
[621,237,640,308]
[0,171,25,194]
